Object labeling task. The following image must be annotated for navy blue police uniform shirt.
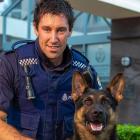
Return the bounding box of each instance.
[0,39,102,140]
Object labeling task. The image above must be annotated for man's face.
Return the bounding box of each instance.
[34,13,71,64]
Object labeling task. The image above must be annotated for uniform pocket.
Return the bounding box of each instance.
[63,116,74,138]
[8,112,40,138]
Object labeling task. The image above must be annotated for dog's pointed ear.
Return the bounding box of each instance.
[72,71,88,102]
[82,70,93,88]
[107,73,125,103]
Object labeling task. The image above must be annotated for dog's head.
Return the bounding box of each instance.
[72,71,125,136]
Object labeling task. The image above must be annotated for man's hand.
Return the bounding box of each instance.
[0,111,34,140]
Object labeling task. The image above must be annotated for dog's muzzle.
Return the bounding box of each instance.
[85,107,108,135]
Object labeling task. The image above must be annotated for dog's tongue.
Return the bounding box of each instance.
[90,123,103,131]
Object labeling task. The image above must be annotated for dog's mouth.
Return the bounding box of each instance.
[85,120,104,134]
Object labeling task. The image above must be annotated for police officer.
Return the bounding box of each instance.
[0,0,102,140]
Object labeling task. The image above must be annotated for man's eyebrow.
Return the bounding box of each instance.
[41,26,51,29]
[41,25,50,28]
[41,26,67,29]
[57,27,67,30]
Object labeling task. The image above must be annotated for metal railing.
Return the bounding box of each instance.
[1,0,34,51]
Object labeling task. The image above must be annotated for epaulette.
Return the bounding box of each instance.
[12,40,34,50]
[2,40,34,55]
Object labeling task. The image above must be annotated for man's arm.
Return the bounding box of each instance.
[0,111,33,140]
[0,54,34,140]
[0,55,33,139]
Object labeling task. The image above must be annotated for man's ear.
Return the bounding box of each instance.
[107,73,125,103]
[33,22,38,37]
[72,71,88,102]
[68,31,72,37]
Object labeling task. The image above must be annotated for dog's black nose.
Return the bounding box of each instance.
[92,110,103,117]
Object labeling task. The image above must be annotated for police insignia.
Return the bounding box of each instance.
[62,93,68,101]
[62,93,72,102]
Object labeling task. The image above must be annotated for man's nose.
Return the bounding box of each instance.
[50,32,58,43]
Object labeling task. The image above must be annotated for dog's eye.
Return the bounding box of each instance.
[83,98,93,106]
[101,98,110,105]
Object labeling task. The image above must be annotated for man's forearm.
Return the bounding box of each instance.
[0,119,33,140]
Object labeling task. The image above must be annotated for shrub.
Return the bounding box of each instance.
[117,124,140,140]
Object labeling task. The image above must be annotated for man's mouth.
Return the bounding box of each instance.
[46,45,60,52]
[47,45,60,48]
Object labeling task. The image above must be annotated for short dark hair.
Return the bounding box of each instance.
[33,0,74,31]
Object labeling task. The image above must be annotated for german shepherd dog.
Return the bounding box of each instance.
[71,71,125,140]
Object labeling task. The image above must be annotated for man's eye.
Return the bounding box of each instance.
[45,28,50,32]
[58,28,66,33]
[42,27,51,32]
